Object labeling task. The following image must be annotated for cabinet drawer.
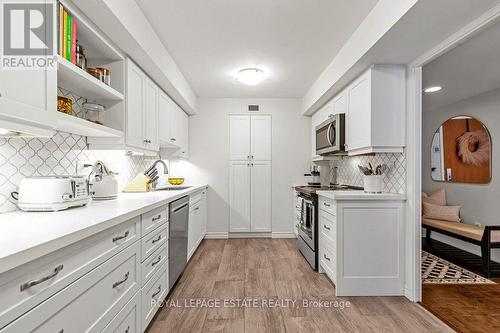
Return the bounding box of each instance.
[2,243,140,333]
[141,224,168,262]
[320,242,336,284]
[319,209,336,243]
[319,197,336,215]
[0,217,140,329]
[142,263,168,331]
[102,292,141,333]
[142,205,168,236]
[141,242,168,286]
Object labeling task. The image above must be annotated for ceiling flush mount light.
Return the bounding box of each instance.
[236,68,267,86]
[424,86,443,93]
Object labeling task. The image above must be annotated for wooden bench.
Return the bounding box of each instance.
[423,218,500,277]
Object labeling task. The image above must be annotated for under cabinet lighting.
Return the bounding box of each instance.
[424,86,442,93]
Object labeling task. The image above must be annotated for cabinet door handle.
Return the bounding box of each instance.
[323,202,331,207]
[151,285,162,298]
[170,138,176,142]
[112,231,130,243]
[152,235,162,244]
[112,272,129,288]
[152,214,162,222]
[323,254,331,261]
[20,264,64,291]
[194,207,200,211]
[324,225,331,231]
[151,256,162,267]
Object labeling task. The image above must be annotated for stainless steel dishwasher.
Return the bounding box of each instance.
[169,196,189,288]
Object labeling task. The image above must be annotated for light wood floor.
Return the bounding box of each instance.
[147,239,452,333]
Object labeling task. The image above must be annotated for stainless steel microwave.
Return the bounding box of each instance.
[315,114,345,155]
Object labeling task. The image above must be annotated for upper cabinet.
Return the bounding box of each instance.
[230,115,271,161]
[345,66,405,155]
[125,59,159,152]
[310,65,405,159]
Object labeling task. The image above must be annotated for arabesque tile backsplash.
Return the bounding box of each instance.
[0,132,163,213]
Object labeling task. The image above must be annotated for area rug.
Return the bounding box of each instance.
[422,251,495,284]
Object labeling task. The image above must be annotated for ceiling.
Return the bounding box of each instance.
[423,20,500,112]
[136,0,378,98]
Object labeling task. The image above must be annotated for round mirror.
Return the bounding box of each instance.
[431,116,491,183]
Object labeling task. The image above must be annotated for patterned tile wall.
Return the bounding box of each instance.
[332,152,407,194]
[0,132,162,213]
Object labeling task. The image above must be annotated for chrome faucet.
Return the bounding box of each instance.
[147,160,169,189]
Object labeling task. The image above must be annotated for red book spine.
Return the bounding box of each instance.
[71,19,77,64]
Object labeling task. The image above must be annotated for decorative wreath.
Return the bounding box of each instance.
[456,130,490,166]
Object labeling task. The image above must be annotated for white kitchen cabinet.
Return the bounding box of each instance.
[251,116,272,161]
[125,59,159,152]
[158,90,172,146]
[230,115,271,161]
[317,192,405,296]
[187,189,207,261]
[250,161,272,232]
[170,104,189,159]
[143,79,159,151]
[229,114,272,234]
[229,161,252,232]
[345,66,405,155]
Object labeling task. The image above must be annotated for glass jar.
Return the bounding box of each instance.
[96,67,111,86]
[76,42,86,70]
[82,102,105,124]
[86,67,102,81]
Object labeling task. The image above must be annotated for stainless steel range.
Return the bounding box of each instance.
[295,185,358,271]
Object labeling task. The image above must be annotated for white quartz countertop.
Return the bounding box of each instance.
[0,184,208,275]
[316,190,406,201]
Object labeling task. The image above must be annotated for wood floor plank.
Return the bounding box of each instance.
[146,239,452,333]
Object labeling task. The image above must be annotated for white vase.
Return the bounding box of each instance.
[363,175,383,193]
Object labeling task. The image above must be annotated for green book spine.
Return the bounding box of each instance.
[66,14,72,61]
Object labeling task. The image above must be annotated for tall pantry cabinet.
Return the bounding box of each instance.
[229,115,272,233]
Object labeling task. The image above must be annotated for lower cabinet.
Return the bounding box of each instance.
[187,188,208,261]
[317,194,405,296]
[0,204,173,333]
[1,243,141,333]
[229,161,271,233]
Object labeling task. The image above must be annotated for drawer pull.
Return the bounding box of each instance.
[194,207,200,211]
[323,202,331,207]
[151,285,162,298]
[125,326,130,333]
[151,256,162,267]
[20,264,64,291]
[112,231,130,243]
[324,225,331,231]
[323,254,331,261]
[112,272,130,288]
[152,235,162,244]
[152,214,162,222]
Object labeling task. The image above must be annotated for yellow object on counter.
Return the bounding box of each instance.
[123,173,151,192]
[168,177,184,185]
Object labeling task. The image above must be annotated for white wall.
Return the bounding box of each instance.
[178,98,310,236]
[423,88,500,261]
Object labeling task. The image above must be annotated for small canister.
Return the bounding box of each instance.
[96,67,111,86]
[75,42,86,70]
[82,102,105,124]
[86,67,102,81]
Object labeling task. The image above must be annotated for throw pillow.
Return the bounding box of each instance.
[422,202,461,222]
[422,189,447,206]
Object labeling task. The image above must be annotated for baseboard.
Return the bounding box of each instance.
[204,232,229,239]
[229,232,271,238]
[271,232,297,239]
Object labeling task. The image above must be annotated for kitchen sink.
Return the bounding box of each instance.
[153,186,192,191]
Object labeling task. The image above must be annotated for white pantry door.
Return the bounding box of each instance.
[251,115,272,161]
[229,115,251,161]
[251,161,272,232]
[229,161,251,232]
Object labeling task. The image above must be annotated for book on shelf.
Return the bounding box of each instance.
[58,3,78,63]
